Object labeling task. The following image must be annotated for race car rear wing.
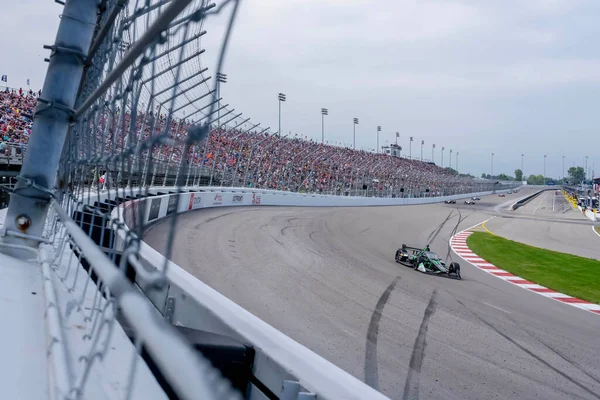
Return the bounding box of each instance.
[400,244,428,253]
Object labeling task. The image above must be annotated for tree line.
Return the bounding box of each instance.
[480,166,587,185]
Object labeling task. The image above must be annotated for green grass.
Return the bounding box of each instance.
[595,226,600,236]
[467,232,600,304]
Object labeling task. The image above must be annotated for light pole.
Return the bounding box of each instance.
[376,126,381,153]
[321,108,328,144]
[585,156,588,183]
[562,155,565,182]
[491,152,494,177]
[521,153,524,180]
[409,137,413,158]
[449,149,452,169]
[432,144,435,163]
[216,72,227,126]
[543,155,547,185]
[442,146,445,167]
[420,140,424,161]
[395,132,399,146]
[353,118,359,149]
[456,152,459,172]
[278,93,286,137]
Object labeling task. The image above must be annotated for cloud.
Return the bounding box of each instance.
[4,0,600,178]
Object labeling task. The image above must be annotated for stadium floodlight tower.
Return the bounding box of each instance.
[353,118,359,149]
[432,143,435,163]
[491,152,494,177]
[321,108,328,144]
[450,149,453,169]
[216,72,227,126]
[562,155,565,181]
[456,152,459,172]
[421,140,424,161]
[278,93,286,137]
[376,126,381,153]
[585,155,589,183]
[409,136,413,158]
[521,153,524,180]
[442,146,445,167]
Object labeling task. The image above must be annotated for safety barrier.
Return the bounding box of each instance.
[510,188,550,210]
[103,185,517,399]
[585,209,597,222]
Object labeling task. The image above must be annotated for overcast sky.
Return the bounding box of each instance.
[3,0,599,179]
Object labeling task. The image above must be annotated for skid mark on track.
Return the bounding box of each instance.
[364,276,401,390]
[200,212,235,225]
[359,227,371,234]
[308,230,321,243]
[426,210,455,244]
[455,299,600,400]
[511,318,600,388]
[402,289,438,400]
[445,208,473,262]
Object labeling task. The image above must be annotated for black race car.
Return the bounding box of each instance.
[395,244,461,279]
[444,200,456,204]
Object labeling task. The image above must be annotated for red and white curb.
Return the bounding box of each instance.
[450,231,600,316]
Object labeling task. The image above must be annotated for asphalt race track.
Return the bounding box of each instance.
[145,188,600,400]
[486,189,600,260]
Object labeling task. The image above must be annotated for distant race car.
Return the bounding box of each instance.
[499,194,506,197]
[471,197,481,201]
[464,199,476,205]
[395,244,461,279]
[444,200,456,204]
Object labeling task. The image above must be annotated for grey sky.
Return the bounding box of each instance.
[4,0,599,179]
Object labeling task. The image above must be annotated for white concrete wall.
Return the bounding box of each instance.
[107,185,517,400]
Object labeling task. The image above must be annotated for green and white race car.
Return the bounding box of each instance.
[395,244,461,279]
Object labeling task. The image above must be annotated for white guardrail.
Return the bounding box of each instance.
[87,185,513,400]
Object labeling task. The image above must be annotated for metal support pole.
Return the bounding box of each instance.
[441,147,444,167]
[4,0,97,247]
[456,152,459,172]
[321,114,324,144]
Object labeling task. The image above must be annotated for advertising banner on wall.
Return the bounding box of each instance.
[148,197,162,221]
[213,193,223,205]
[232,194,243,203]
[252,193,261,205]
[167,194,178,215]
[123,199,145,230]
[189,193,203,210]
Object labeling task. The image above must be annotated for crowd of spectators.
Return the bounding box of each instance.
[196,129,487,196]
[0,87,37,160]
[3,92,492,196]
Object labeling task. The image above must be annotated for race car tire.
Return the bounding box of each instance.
[395,250,401,263]
[450,262,461,279]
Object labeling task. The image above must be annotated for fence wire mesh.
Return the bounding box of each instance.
[38,0,244,398]
[4,0,520,398]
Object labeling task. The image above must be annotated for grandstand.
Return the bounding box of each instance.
[0,1,527,399]
[1,91,498,199]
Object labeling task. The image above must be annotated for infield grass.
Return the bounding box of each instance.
[595,226,600,236]
[467,232,600,304]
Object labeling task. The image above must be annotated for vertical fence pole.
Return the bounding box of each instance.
[3,0,98,247]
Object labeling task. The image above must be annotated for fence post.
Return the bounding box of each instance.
[3,0,98,248]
